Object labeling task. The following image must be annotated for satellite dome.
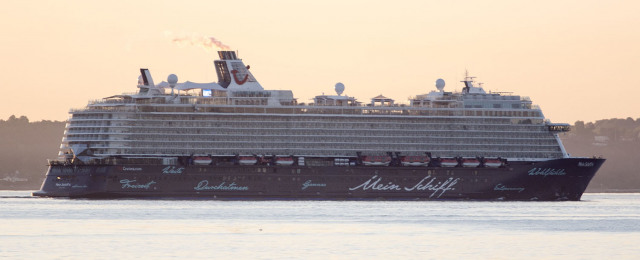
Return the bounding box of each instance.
[435,78,445,91]
[137,75,144,85]
[168,74,178,85]
[335,82,345,96]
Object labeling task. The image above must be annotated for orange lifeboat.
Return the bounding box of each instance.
[484,158,503,168]
[239,156,258,165]
[193,156,212,165]
[462,158,481,168]
[362,156,391,166]
[439,158,459,167]
[275,157,294,166]
[401,156,430,166]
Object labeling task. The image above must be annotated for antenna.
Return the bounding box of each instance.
[168,74,178,96]
[461,70,475,93]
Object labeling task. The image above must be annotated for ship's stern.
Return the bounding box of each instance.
[32,165,110,198]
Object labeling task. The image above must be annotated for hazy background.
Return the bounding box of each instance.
[1,0,639,123]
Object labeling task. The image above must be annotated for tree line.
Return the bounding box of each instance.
[561,117,640,192]
[0,115,65,188]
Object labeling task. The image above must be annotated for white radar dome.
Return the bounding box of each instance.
[138,75,143,85]
[435,78,445,91]
[335,82,345,96]
[168,74,178,85]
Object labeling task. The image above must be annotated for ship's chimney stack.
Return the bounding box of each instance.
[213,51,263,90]
[139,68,155,86]
[218,51,238,60]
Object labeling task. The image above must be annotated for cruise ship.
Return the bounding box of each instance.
[33,51,604,200]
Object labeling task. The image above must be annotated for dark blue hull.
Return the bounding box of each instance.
[33,158,604,201]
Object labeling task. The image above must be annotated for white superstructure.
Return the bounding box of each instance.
[62,51,569,163]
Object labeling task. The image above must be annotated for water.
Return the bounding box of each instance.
[1,192,639,259]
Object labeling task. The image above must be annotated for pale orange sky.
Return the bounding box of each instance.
[1,0,638,123]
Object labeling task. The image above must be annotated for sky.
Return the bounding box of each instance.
[1,0,639,123]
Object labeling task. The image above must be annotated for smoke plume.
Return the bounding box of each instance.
[171,35,231,52]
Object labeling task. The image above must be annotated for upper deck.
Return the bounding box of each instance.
[59,51,566,161]
[77,51,542,122]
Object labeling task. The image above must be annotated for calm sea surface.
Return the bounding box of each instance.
[1,191,639,260]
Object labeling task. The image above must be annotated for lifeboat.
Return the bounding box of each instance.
[239,156,258,165]
[401,156,430,166]
[275,157,294,166]
[462,158,481,168]
[439,158,459,167]
[193,156,212,165]
[362,156,391,166]
[484,158,503,168]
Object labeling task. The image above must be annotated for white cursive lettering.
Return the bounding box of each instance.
[120,179,156,189]
[162,166,185,174]
[404,176,459,198]
[528,168,566,176]
[494,183,525,193]
[193,180,249,191]
[301,180,327,190]
[349,175,459,198]
[348,175,402,191]
[122,166,142,171]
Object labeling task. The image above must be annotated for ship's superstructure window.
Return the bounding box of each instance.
[62,100,562,160]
